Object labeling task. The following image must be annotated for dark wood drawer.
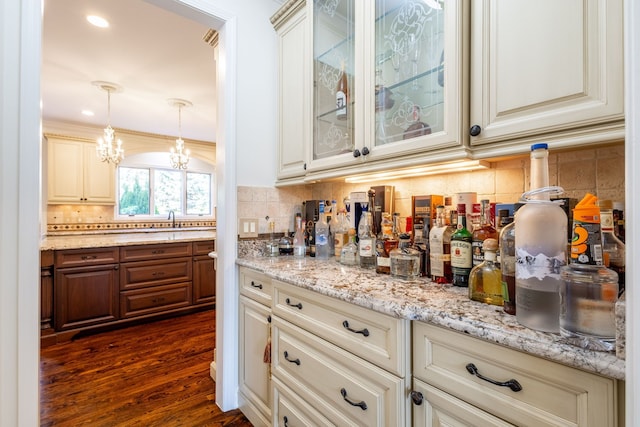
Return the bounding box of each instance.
[120,282,191,318]
[192,240,215,255]
[120,257,192,290]
[119,242,192,262]
[54,247,119,268]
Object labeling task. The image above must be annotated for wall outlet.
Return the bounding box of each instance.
[238,218,259,238]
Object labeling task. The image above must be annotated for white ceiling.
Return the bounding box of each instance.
[41,0,218,143]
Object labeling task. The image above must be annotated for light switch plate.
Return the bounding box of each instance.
[238,218,259,238]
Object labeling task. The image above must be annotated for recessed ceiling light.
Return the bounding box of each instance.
[87,15,109,28]
[82,110,94,117]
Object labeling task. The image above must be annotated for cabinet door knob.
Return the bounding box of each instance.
[469,125,482,136]
[410,391,424,405]
[353,149,361,158]
[361,146,370,156]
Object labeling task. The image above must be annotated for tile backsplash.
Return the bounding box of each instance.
[238,143,625,235]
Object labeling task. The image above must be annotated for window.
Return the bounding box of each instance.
[118,166,213,217]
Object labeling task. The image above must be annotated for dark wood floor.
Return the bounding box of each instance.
[40,310,253,427]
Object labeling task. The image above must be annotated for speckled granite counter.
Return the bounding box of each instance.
[237,256,625,381]
[41,229,216,250]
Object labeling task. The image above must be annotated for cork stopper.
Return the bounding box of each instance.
[348,228,356,237]
[482,238,499,252]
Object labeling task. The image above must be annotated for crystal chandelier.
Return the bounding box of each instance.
[95,82,124,164]
[168,99,191,170]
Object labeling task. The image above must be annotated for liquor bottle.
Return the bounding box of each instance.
[376,212,398,274]
[329,200,340,256]
[333,207,349,257]
[292,213,306,259]
[429,205,454,284]
[266,220,279,257]
[499,219,516,315]
[450,204,473,287]
[515,143,567,333]
[336,61,348,120]
[340,228,359,266]
[315,201,330,259]
[390,234,421,279]
[469,238,503,306]
[599,200,625,295]
[613,202,625,242]
[358,205,376,269]
[472,199,498,266]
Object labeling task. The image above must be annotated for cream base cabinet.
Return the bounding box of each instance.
[271,279,410,427]
[238,268,273,427]
[47,137,115,204]
[469,0,624,156]
[412,322,621,427]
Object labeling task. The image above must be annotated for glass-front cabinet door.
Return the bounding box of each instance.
[311,0,357,169]
[308,0,466,176]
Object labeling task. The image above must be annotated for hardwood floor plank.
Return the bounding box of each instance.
[40,310,253,426]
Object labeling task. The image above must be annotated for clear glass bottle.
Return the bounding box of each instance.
[390,235,421,279]
[340,228,359,266]
[599,200,625,296]
[358,205,376,269]
[315,200,331,259]
[469,238,503,306]
[559,263,618,351]
[293,213,306,259]
[333,207,349,257]
[472,199,498,266]
[429,205,454,284]
[266,220,279,257]
[450,204,473,287]
[329,200,340,256]
[515,143,567,333]
[499,219,516,315]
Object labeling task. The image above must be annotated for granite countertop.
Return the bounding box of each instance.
[237,256,625,380]
[41,229,216,250]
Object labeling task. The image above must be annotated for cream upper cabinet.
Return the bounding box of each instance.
[469,0,624,156]
[272,0,309,184]
[305,0,467,180]
[47,137,115,204]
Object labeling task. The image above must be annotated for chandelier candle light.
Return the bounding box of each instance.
[94,81,125,164]
[168,98,191,170]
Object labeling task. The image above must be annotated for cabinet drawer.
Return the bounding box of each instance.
[272,376,334,427]
[120,257,192,290]
[239,267,272,306]
[273,280,408,376]
[119,242,192,262]
[272,317,406,427]
[413,322,618,427]
[54,247,119,267]
[120,282,191,318]
[192,240,215,255]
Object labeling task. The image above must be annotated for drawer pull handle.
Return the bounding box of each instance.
[283,416,289,427]
[151,249,166,254]
[465,363,522,392]
[283,351,300,366]
[285,298,302,310]
[340,388,367,410]
[250,281,263,289]
[152,271,165,277]
[410,391,424,405]
[342,320,369,337]
[81,255,97,260]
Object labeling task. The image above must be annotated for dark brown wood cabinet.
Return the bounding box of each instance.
[55,262,120,331]
[47,240,214,343]
[193,240,216,305]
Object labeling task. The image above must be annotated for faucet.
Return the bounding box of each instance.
[168,210,176,228]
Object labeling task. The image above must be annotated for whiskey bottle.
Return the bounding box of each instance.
[376,212,398,274]
[499,219,516,314]
[469,238,503,306]
[429,205,453,284]
[472,199,498,266]
[599,200,625,295]
[336,61,348,120]
[450,204,473,287]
